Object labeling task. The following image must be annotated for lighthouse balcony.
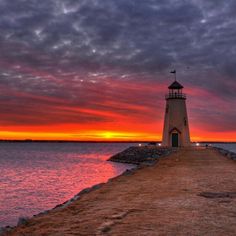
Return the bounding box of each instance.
[165,93,186,100]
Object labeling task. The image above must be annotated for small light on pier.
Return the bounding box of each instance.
[158,143,162,146]
[138,143,142,147]
[196,143,200,146]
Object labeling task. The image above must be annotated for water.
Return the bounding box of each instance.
[0,142,135,227]
[212,143,236,153]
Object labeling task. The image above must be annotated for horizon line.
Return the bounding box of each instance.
[0,139,235,143]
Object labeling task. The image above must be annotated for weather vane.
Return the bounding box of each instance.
[170,69,176,81]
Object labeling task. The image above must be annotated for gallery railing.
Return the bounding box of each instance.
[165,93,186,99]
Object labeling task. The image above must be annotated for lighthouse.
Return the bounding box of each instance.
[162,77,191,147]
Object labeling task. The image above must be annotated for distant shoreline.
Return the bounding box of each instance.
[0,140,235,143]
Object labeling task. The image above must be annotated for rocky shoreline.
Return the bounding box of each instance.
[0,145,172,235]
[1,181,109,235]
[108,145,173,164]
[213,147,236,160]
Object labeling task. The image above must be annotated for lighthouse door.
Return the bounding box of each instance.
[172,133,178,147]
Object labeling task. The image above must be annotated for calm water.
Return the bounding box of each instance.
[0,142,135,227]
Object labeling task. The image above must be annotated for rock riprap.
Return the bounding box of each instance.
[214,147,236,160]
[108,146,172,164]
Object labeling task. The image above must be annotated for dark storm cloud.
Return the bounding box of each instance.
[0,0,236,133]
[0,0,203,73]
[0,0,234,79]
[0,1,229,73]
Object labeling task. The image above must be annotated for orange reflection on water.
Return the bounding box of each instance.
[0,142,134,227]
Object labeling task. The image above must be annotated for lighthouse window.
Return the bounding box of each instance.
[184,117,187,126]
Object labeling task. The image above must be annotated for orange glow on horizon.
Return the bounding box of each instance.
[0,128,235,142]
[0,130,162,141]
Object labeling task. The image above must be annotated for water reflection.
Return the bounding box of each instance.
[0,142,134,227]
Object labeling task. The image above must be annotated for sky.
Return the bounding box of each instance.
[0,0,236,141]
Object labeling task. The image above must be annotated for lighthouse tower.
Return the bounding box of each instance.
[162,79,191,147]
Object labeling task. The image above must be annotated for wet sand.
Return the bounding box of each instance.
[3,147,236,236]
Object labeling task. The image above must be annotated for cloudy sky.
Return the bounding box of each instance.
[0,0,235,141]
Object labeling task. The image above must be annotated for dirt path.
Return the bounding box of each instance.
[4,148,236,236]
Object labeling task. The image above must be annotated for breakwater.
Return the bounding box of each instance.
[108,146,173,164]
[213,146,236,160]
[3,147,236,235]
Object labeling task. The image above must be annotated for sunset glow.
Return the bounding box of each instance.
[0,1,235,142]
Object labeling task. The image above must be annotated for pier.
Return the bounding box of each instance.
[2,147,236,235]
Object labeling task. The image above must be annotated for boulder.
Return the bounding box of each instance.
[108,146,173,164]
